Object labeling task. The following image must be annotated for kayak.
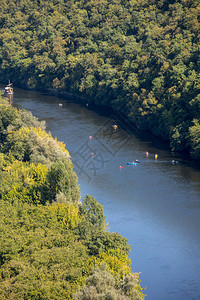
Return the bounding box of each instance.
[127,162,137,165]
[171,160,179,164]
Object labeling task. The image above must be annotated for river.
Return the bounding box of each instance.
[4,86,200,300]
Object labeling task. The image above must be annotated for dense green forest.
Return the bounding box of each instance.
[0,95,145,299]
[0,0,200,159]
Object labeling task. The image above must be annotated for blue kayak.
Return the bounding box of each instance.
[127,162,137,165]
[171,160,179,164]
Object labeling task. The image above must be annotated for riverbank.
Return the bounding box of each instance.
[20,85,196,161]
[1,82,195,163]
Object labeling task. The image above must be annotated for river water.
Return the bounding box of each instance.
[4,86,200,300]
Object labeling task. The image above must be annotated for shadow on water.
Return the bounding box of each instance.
[5,85,200,169]
[44,88,200,171]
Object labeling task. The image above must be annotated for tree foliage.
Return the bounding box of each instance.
[73,263,145,300]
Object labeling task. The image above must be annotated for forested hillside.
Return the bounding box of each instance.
[0,0,200,159]
[0,95,145,299]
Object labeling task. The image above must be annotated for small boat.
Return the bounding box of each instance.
[127,162,137,165]
[4,81,14,95]
[171,160,179,164]
[118,165,124,168]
